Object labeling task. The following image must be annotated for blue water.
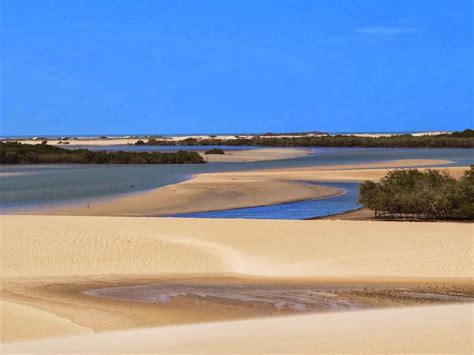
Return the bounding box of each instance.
[1,147,473,216]
[171,182,361,220]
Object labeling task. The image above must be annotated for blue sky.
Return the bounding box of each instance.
[1,0,472,135]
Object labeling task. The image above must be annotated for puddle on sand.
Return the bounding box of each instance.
[84,283,474,314]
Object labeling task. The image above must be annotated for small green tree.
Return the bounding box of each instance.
[358,167,473,220]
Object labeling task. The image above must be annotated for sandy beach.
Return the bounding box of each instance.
[41,158,462,217]
[1,215,472,353]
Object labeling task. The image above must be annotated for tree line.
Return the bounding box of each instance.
[359,167,474,220]
[136,129,474,148]
[0,142,205,164]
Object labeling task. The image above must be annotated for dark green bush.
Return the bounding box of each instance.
[359,167,474,220]
[204,148,225,155]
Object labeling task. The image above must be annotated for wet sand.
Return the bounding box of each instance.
[84,280,473,313]
[2,275,472,343]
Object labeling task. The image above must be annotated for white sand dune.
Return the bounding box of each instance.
[2,214,472,351]
[4,303,472,354]
[2,216,472,280]
[6,138,139,146]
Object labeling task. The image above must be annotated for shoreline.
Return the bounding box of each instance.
[27,159,462,217]
[311,206,370,220]
[316,206,474,223]
[163,181,349,217]
[36,177,343,217]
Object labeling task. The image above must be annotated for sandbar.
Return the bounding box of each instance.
[38,159,462,217]
[200,147,312,162]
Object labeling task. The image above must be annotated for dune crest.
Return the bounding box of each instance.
[2,216,472,279]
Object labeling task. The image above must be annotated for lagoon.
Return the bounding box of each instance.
[1,147,472,215]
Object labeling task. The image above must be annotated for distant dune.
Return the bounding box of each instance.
[1,130,457,147]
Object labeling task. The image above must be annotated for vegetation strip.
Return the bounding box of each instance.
[137,129,474,148]
[0,142,205,164]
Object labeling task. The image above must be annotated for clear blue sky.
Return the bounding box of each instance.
[1,0,472,135]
